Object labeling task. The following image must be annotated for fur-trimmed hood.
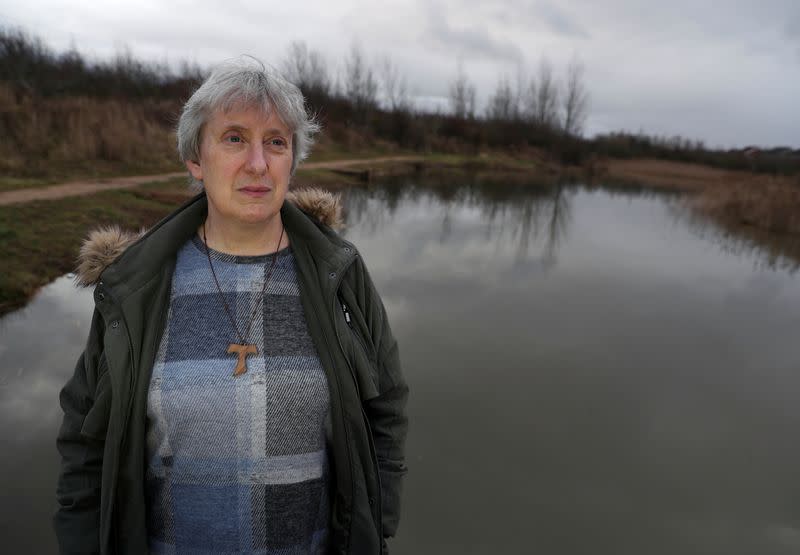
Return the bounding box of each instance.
[75,187,344,288]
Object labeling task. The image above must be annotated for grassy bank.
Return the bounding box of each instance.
[694,181,800,236]
[686,180,800,267]
[598,158,800,263]
[0,179,190,315]
[598,157,800,234]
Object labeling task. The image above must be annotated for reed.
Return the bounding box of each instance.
[694,179,800,236]
[0,83,181,179]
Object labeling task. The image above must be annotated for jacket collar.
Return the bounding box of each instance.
[77,187,354,301]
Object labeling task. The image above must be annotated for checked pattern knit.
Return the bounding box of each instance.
[145,235,331,554]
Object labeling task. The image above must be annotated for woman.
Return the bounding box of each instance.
[54,58,408,555]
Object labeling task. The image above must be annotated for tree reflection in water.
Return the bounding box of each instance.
[340,177,574,269]
[343,176,800,276]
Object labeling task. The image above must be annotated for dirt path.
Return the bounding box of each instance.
[0,156,423,206]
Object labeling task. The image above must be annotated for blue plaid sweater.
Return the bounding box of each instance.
[145,236,331,554]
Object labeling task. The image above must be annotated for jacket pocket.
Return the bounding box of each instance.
[80,369,112,441]
[339,298,380,400]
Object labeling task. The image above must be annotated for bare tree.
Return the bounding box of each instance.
[531,57,559,128]
[448,62,476,119]
[378,55,409,112]
[282,40,330,98]
[486,75,515,121]
[562,56,589,136]
[513,62,526,120]
[343,42,378,112]
[282,41,309,85]
[522,78,537,122]
[306,50,329,93]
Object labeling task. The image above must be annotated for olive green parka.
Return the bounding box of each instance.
[54,189,408,555]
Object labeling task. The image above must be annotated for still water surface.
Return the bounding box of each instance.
[1,180,799,554]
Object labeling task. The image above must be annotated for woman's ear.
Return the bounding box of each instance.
[186,159,203,181]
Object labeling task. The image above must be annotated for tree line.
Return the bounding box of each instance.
[451,56,588,138]
[0,27,203,100]
[1,25,797,177]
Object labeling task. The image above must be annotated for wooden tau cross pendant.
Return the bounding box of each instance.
[227,343,258,377]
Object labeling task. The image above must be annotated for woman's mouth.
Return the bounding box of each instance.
[239,186,271,198]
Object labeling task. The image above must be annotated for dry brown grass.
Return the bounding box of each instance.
[600,157,800,264]
[0,84,182,179]
[604,158,748,191]
[693,179,800,236]
[682,174,800,268]
[603,157,800,236]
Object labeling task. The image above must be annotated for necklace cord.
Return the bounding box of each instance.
[202,221,285,345]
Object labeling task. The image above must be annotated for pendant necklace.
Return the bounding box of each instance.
[202,221,285,377]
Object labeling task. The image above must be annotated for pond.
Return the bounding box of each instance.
[1,179,799,554]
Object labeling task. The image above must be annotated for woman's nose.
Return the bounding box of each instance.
[245,143,268,174]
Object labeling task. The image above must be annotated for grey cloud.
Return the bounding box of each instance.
[786,15,800,39]
[563,0,800,44]
[535,1,590,38]
[423,0,524,62]
[451,0,590,39]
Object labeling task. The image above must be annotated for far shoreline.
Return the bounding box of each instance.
[0,152,798,317]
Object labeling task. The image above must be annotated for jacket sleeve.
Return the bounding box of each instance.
[355,258,409,540]
[53,308,109,555]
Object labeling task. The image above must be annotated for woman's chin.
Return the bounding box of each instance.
[212,199,281,226]
[237,205,281,225]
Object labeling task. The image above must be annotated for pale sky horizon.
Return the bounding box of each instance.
[3,0,799,149]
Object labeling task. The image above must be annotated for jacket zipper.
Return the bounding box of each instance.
[105,273,172,554]
[97,283,133,554]
[335,291,384,552]
[339,300,377,368]
[298,275,353,554]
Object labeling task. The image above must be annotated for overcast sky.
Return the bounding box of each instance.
[3,0,799,148]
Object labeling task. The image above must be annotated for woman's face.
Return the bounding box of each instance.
[187,103,293,226]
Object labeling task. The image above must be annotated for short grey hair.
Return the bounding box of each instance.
[177,56,319,185]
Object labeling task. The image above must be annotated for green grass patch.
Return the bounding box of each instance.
[0,180,189,315]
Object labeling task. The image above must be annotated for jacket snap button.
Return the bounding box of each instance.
[111,320,119,329]
[97,292,105,301]
[344,247,352,253]
[368,497,375,506]
[329,272,336,279]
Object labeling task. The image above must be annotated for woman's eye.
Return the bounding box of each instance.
[225,135,242,144]
[266,138,289,151]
